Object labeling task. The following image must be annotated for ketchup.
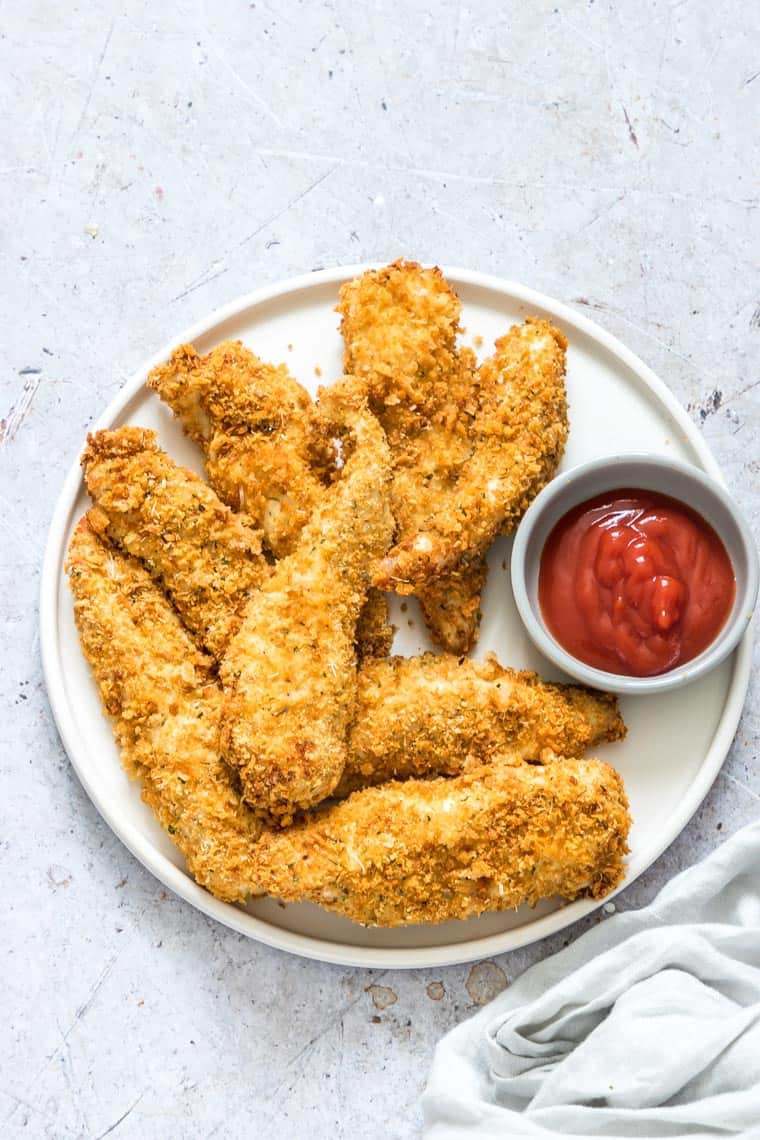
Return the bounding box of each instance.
[538,489,735,677]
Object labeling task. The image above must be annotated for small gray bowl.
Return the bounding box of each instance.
[511,454,758,694]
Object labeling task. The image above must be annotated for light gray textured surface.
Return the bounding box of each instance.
[2,3,758,1137]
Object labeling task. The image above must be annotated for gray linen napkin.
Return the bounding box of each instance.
[422,820,760,1138]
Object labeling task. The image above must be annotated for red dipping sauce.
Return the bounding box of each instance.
[538,490,736,677]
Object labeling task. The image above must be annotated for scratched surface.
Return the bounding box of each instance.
[2,2,759,1137]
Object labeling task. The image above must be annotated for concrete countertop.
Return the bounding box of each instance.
[2,2,758,1136]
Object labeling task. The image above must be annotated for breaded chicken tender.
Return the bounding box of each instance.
[337,259,471,434]
[337,653,625,796]
[147,341,334,558]
[148,342,393,660]
[219,385,394,821]
[375,317,569,589]
[337,260,487,652]
[67,524,629,922]
[250,758,630,926]
[66,518,263,902]
[415,551,489,657]
[81,427,269,659]
[82,426,389,663]
[354,588,394,659]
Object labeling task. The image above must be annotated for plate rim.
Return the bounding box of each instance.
[40,264,752,968]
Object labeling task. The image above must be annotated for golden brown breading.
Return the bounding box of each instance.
[67,523,629,922]
[219,385,394,821]
[337,259,471,432]
[415,551,488,655]
[66,518,263,902]
[250,758,631,926]
[375,317,569,590]
[355,589,394,659]
[337,260,486,651]
[82,425,390,664]
[81,427,269,659]
[337,653,626,797]
[148,343,395,662]
[146,341,334,558]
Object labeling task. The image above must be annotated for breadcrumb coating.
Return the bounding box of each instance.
[355,589,394,659]
[66,518,263,902]
[65,265,631,930]
[82,425,391,664]
[337,259,470,429]
[147,340,334,558]
[416,550,489,656]
[337,259,486,651]
[250,758,631,926]
[337,653,625,796]
[219,385,394,821]
[375,316,569,589]
[147,343,393,661]
[82,427,269,659]
[67,523,629,922]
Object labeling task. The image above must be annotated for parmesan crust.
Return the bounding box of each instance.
[251,758,631,926]
[65,261,632,929]
[147,340,334,558]
[82,427,268,659]
[67,523,630,924]
[339,653,626,796]
[373,315,569,589]
[219,386,394,821]
[337,259,486,651]
[67,518,263,902]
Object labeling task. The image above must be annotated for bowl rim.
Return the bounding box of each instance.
[511,452,759,694]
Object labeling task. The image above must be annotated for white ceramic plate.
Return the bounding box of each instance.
[40,266,751,968]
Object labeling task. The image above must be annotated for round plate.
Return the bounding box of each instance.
[40,266,751,968]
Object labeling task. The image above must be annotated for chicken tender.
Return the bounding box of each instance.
[415,551,488,656]
[146,340,334,557]
[337,260,486,651]
[66,518,263,902]
[148,343,393,660]
[354,589,394,659]
[337,259,471,433]
[68,524,629,922]
[375,317,569,589]
[337,653,625,796]
[220,385,394,821]
[250,758,630,926]
[81,427,269,659]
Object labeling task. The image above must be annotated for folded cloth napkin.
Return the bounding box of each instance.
[422,820,760,1139]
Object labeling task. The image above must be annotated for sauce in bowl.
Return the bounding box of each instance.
[538,489,736,677]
